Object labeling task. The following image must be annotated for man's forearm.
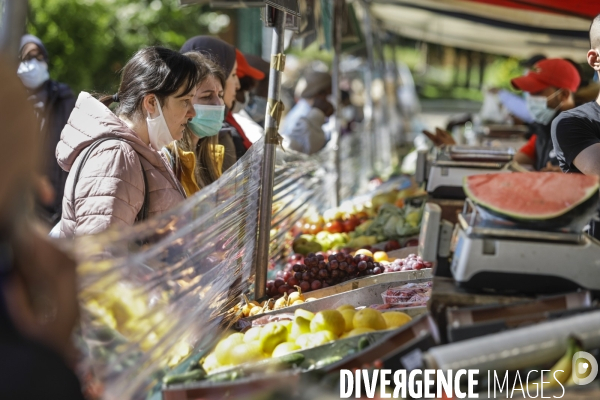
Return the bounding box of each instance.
[573,143,600,177]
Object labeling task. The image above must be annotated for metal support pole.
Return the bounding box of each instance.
[374,30,395,174]
[331,0,343,207]
[360,0,377,178]
[0,0,28,66]
[254,7,286,300]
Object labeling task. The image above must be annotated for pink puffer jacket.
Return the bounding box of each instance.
[56,92,185,237]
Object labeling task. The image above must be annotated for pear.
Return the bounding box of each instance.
[310,310,345,337]
[289,316,312,340]
[259,322,288,354]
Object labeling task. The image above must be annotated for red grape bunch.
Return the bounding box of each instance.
[266,250,386,298]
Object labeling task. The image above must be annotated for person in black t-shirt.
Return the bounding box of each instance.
[551,14,600,239]
[552,16,600,175]
[510,58,580,171]
[551,101,600,173]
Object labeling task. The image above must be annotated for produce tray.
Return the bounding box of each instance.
[287,268,433,301]
[163,317,433,397]
[239,278,432,328]
[162,369,301,399]
[322,314,439,372]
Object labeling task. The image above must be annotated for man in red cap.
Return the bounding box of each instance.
[232,52,269,144]
[220,50,266,171]
[511,58,580,171]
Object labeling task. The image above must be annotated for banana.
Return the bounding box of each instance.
[565,339,585,387]
[530,337,577,390]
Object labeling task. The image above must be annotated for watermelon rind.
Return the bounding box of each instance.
[463,173,600,222]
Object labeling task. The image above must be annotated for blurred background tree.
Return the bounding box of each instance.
[26,0,230,93]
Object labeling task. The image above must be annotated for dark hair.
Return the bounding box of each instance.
[100,47,200,118]
[183,51,226,89]
[239,76,258,93]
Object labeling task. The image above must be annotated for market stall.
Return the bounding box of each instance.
[5,0,598,397]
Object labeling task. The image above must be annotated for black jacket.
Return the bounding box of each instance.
[31,80,76,225]
[529,121,558,171]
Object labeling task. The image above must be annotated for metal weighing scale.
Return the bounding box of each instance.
[417,146,514,199]
[450,200,600,294]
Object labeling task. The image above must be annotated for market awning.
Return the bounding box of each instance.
[466,0,600,20]
[370,0,598,61]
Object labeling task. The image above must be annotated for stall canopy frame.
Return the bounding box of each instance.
[368,0,600,61]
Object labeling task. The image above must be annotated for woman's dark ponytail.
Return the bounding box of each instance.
[98,94,117,107]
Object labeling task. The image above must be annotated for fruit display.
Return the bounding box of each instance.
[240,289,315,318]
[381,281,432,307]
[464,172,600,228]
[382,253,433,272]
[292,232,350,255]
[347,203,423,249]
[266,250,386,298]
[371,187,427,212]
[199,307,412,375]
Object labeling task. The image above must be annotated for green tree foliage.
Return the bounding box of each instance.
[26,0,221,94]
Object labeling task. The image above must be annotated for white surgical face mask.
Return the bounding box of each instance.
[232,91,249,114]
[525,90,561,125]
[17,59,49,89]
[146,99,174,150]
[188,104,225,138]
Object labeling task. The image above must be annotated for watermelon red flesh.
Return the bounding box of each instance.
[463,172,600,220]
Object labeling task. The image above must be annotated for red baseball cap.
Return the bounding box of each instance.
[511,58,580,93]
[236,50,265,80]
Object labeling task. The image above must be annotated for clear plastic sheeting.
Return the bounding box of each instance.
[67,117,393,398]
[269,141,337,263]
[69,139,264,399]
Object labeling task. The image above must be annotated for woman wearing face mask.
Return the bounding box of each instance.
[164,52,227,195]
[55,47,198,237]
[180,37,261,172]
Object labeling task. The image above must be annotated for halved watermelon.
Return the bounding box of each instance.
[464,172,599,226]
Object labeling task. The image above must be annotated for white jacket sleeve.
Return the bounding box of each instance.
[285,108,327,155]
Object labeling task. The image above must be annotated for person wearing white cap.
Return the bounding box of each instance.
[282,71,334,155]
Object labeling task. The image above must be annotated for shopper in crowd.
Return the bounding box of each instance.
[281,70,334,155]
[243,54,271,128]
[17,34,76,226]
[55,47,196,237]
[164,52,227,195]
[510,58,580,171]
[232,52,268,144]
[216,50,265,169]
[180,36,245,172]
[552,13,600,239]
[0,58,84,399]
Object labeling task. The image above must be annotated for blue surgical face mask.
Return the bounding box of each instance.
[188,104,225,138]
[524,90,562,125]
